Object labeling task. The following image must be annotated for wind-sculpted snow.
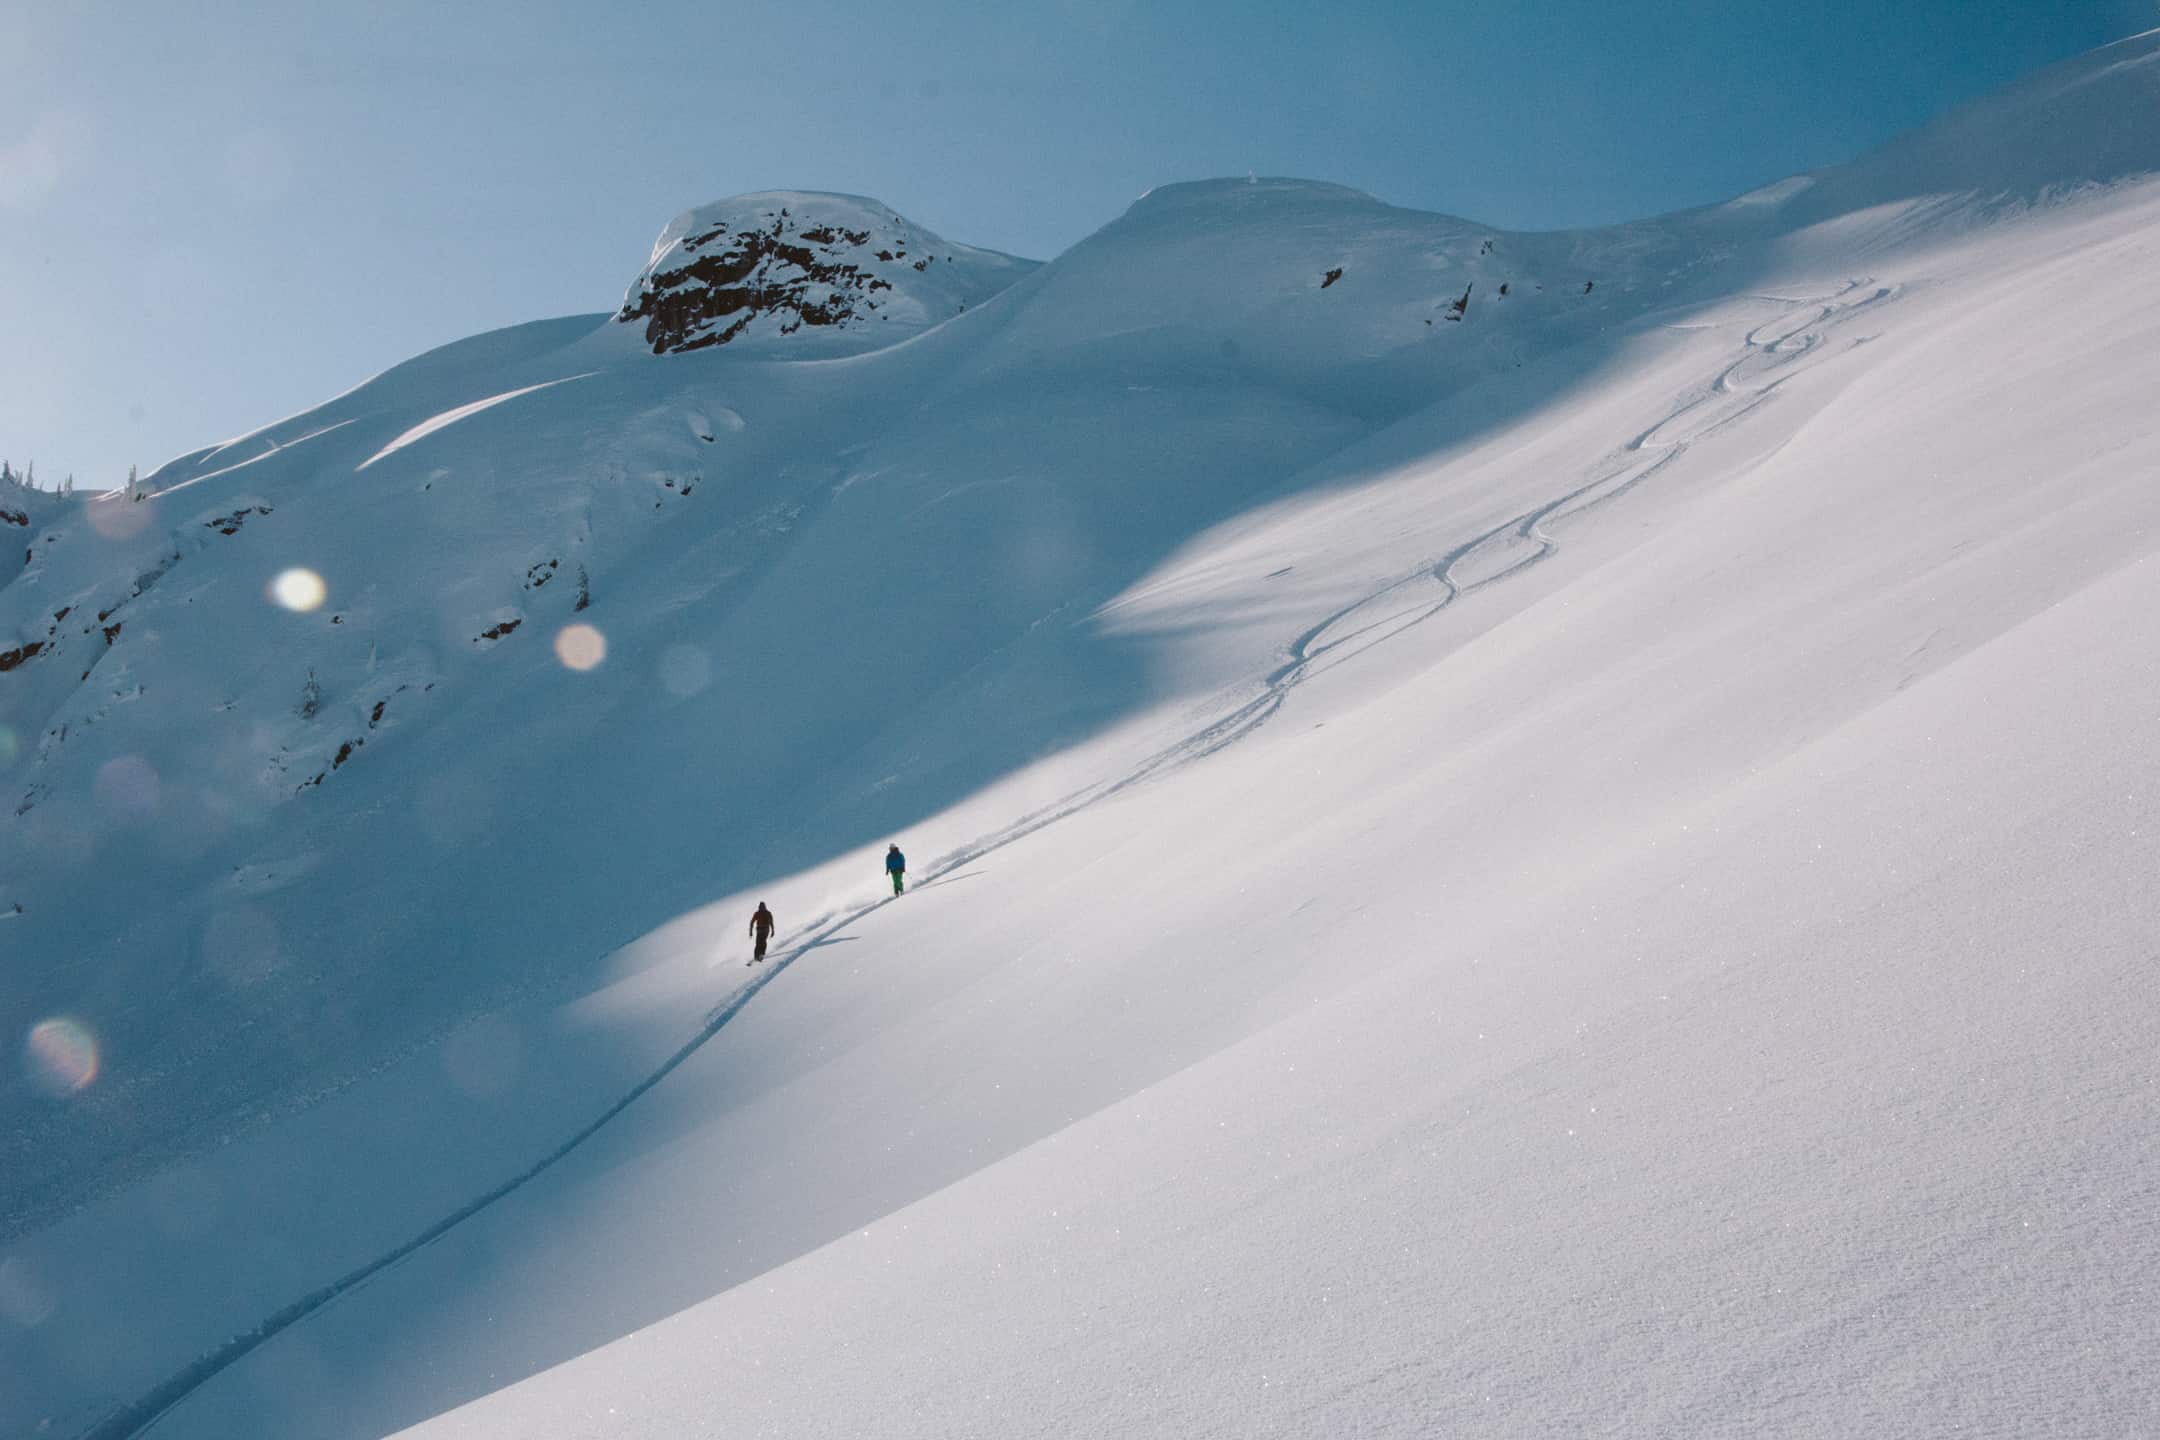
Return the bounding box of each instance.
[8,33,2160,1440]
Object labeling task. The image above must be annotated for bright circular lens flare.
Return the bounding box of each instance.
[24,1017,99,1097]
[554,623,606,671]
[268,568,327,612]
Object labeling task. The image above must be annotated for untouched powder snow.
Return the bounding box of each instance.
[5,31,2160,1440]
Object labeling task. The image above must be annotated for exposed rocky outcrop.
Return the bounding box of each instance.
[615,192,1036,357]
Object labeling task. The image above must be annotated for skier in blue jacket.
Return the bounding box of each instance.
[885,844,906,895]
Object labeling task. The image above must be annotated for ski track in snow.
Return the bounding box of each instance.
[1289,281,1898,679]
[356,375,598,471]
[144,419,359,501]
[86,280,1900,1440]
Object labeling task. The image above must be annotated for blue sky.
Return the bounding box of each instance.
[1,0,2149,488]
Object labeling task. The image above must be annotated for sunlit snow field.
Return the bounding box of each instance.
[5,32,2160,1440]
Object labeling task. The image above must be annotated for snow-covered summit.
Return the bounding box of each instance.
[613,190,1036,356]
[1121,175,1388,219]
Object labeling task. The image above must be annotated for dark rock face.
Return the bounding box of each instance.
[619,209,901,354]
[615,193,1035,358]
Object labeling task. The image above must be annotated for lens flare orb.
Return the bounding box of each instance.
[554,623,607,671]
[0,1257,56,1328]
[269,568,327,612]
[88,493,154,541]
[659,644,712,698]
[24,1017,99,1098]
[94,754,162,821]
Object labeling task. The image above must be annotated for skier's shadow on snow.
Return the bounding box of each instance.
[913,868,985,891]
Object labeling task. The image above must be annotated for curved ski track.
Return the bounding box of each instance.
[84,279,1898,1440]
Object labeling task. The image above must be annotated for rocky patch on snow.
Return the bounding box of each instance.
[615,192,1036,357]
[202,503,273,536]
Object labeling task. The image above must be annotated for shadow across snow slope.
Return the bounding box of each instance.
[124,178,2160,1440]
[0,178,1738,1243]
[6,31,2160,1440]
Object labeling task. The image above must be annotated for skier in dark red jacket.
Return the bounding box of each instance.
[748,902,776,964]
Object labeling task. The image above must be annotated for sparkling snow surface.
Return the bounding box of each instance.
[5,32,2160,1440]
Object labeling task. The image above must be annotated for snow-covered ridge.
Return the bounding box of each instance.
[0,464,68,592]
[1783,27,2160,226]
[613,190,1036,356]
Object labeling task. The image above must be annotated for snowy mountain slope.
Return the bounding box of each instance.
[112,181,2160,1440]
[6,29,2160,1440]
[0,467,67,593]
[393,542,2160,1440]
[2,174,1709,1246]
[372,184,2160,1440]
[947,176,1754,423]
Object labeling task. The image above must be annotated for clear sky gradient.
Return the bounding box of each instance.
[2,0,2150,488]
